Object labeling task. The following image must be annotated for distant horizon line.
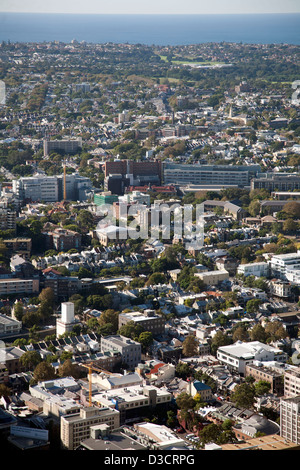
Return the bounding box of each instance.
[1,11,300,16]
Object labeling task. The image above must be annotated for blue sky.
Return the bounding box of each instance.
[1,0,300,14]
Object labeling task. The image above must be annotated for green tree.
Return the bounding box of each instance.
[198,423,222,445]
[13,302,24,321]
[146,272,166,286]
[232,326,249,343]
[175,363,193,380]
[98,309,119,332]
[176,392,196,411]
[182,335,199,357]
[250,323,267,343]
[98,323,116,336]
[166,410,177,429]
[13,338,28,348]
[246,298,262,314]
[86,317,100,332]
[138,331,153,353]
[29,324,41,343]
[76,209,95,231]
[118,320,144,340]
[20,350,41,370]
[248,199,261,217]
[255,380,271,396]
[0,384,11,398]
[283,218,298,234]
[39,287,55,309]
[210,331,232,356]
[283,201,300,218]
[264,320,287,342]
[33,361,56,382]
[231,382,256,409]
[58,359,83,379]
[78,267,94,279]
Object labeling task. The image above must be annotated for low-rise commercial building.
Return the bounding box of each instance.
[195,269,229,286]
[163,163,261,187]
[133,422,187,450]
[61,406,120,450]
[118,310,165,336]
[43,138,82,157]
[245,362,284,395]
[92,384,172,425]
[0,314,22,338]
[0,278,39,296]
[3,238,32,260]
[78,426,147,450]
[0,347,26,375]
[100,335,141,369]
[29,377,82,418]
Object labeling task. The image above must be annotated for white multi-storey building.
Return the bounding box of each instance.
[12,173,92,204]
[0,314,22,337]
[270,252,300,281]
[13,176,59,203]
[237,261,270,278]
[217,340,288,375]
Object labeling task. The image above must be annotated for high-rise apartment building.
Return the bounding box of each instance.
[43,138,82,157]
[0,204,16,232]
[284,368,300,398]
[280,397,300,445]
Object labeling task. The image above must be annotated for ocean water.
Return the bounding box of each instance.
[0,13,299,45]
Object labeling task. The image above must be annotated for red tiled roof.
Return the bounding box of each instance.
[148,363,165,375]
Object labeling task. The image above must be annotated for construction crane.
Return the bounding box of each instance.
[81,363,114,407]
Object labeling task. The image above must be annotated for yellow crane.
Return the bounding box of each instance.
[82,363,114,406]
